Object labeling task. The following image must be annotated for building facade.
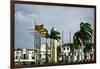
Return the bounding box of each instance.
[62,43,94,62]
[15,46,51,65]
[15,48,35,65]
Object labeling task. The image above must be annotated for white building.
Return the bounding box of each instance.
[15,45,51,65]
[62,43,94,62]
[15,48,35,64]
[40,43,51,63]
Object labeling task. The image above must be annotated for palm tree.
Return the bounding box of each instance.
[73,22,93,61]
[50,27,61,63]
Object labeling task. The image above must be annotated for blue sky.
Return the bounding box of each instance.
[15,4,94,49]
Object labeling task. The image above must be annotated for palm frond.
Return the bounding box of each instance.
[73,22,93,51]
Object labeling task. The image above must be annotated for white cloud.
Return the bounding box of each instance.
[15,11,35,22]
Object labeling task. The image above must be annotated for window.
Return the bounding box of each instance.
[16,56,18,59]
[23,54,26,59]
[67,47,69,50]
[16,52,19,55]
[32,56,34,59]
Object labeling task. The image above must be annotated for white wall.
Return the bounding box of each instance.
[0,0,100,69]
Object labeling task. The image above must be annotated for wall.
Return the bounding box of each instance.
[0,0,100,69]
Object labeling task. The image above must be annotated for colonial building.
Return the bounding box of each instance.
[15,48,35,64]
[62,43,94,62]
[15,44,51,65]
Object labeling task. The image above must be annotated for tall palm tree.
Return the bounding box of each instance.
[73,22,93,61]
[50,27,61,63]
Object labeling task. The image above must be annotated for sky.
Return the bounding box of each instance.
[15,4,94,49]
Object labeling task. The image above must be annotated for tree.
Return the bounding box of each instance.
[50,27,61,63]
[73,22,93,61]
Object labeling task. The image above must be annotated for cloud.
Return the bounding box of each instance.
[15,11,35,22]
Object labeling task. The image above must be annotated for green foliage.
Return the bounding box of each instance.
[83,43,93,53]
[50,27,61,41]
[73,22,93,50]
